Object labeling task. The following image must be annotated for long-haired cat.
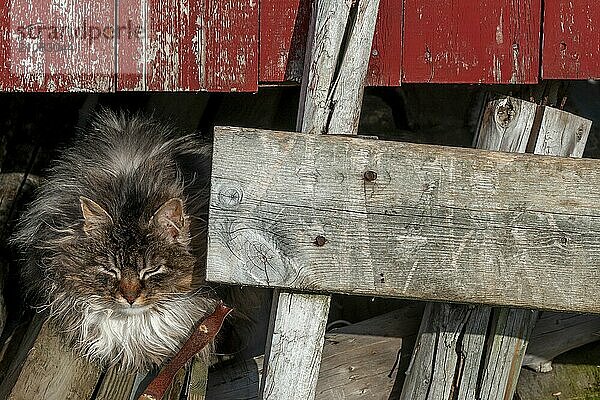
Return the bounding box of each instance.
[12,110,230,371]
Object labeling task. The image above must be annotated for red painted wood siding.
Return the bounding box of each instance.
[0,0,598,91]
[542,0,600,79]
[0,0,115,91]
[402,0,542,83]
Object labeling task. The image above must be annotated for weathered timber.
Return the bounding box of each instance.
[95,367,137,400]
[207,304,424,399]
[477,105,592,399]
[207,126,600,314]
[524,312,600,372]
[402,97,535,400]
[260,0,381,398]
[260,292,330,400]
[0,316,101,400]
[401,97,593,400]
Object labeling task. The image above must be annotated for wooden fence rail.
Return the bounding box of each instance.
[207,125,599,315]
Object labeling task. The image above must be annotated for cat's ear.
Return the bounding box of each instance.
[79,196,113,233]
[150,198,186,240]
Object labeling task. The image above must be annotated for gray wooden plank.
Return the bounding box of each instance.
[207,125,600,314]
[259,292,330,400]
[402,96,541,400]
[260,0,381,398]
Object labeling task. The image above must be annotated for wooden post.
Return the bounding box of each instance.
[400,97,592,400]
[259,0,380,398]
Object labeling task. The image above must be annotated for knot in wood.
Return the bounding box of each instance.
[314,235,327,247]
[495,98,516,128]
[363,170,377,182]
[218,187,243,208]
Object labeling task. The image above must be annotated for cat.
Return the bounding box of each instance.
[11,110,235,371]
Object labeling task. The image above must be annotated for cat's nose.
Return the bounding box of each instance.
[119,280,142,305]
[122,293,138,305]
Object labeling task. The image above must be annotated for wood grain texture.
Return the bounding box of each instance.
[402,96,539,400]
[366,0,402,86]
[0,0,115,91]
[402,0,541,83]
[207,125,600,314]
[3,318,101,400]
[95,367,137,400]
[473,96,538,152]
[400,304,492,400]
[542,0,600,79]
[206,304,424,400]
[259,292,330,400]
[523,312,600,372]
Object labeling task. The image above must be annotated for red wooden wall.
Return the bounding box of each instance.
[0,0,598,92]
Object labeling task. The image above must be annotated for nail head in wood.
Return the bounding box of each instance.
[363,170,377,182]
[314,235,327,247]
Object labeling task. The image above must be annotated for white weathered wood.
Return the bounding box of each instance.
[260,292,330,400]
[474,96,538,152]
[402,96,540,400]
[261,0,381,398]
[402,98,593,400]
[207,125,600,314]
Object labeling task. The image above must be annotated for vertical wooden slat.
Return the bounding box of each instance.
[366,0,402,86]
[542,0,600,79]
[0,0,115,91]
[260,0,380,398]
[401,96,593,400]
[402,0,541,83]
[116,0,146,91]
[259,0,311,83]
[202,0,258,92]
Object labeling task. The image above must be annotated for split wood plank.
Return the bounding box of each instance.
[0,316,101,400]
[95,367,137,400]
[258,0,401,86]
[207,125,600,314]
[401,96,542,400]
[259,0,381,398]
[402,0,541,83]
[259,292,330,400]
[542,0,600,79]
[477,104,592,400]
[0,0,115,92]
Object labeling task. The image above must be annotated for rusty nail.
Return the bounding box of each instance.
[363,170,377,182]
[314,235,327,247]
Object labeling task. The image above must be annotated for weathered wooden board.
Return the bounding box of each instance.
[524,312,600,372]
[402,0,541,83]
[259,292,330,400]
[0,0,115,91]
[207,126,600,314]
[207,304,424,399]
[117,0,258,92]
[542,0,600,79]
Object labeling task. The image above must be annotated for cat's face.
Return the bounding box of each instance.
[60,197,199,312]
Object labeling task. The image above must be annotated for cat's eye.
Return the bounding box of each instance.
[99,266,120,279]
[140,265,165,280]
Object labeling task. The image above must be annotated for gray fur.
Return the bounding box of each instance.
[11,110,222,371]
